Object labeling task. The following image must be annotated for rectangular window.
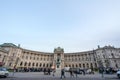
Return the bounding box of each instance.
[22,56,24,59]
[37,57,39,60]
[26,56,28,59]
[30,56,32,60]
[13,53,15,57]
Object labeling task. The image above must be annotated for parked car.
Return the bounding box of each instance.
[117,70,120,78]
[0,67,9,78]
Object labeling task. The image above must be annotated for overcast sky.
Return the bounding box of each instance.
[0,0,120,52]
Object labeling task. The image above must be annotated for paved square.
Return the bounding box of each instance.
[0,72,119,80]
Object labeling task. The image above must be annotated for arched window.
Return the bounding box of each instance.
[111,53,114,58]
[24,62,27,66]
[72,64,74,68]
[43,63,45,67]
[36,63,38,67]
[87,63,89,68]
[32,63,34,66]
[50,63,52,67]
[20,62,23,66]
[69,65,71,67]
[90,63,93,68]
[39,63,42,67]
[95,63,97,68]
[76,64,78,68]
[83,64,85,68]
[46,64,48,67]
[28,62,31,66]
[79,64,81,68]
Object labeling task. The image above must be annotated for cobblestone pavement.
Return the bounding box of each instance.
[0,72,119,80]
[0,77,119,80]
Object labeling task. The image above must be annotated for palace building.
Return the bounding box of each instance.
[0,43,120,70]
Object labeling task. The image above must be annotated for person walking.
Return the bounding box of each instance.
[43,68,46,75]
[48,68,51,75]
[83,70,85,76]
[69,69,74,77]
[74,69,79,77]
[52,69,56,76]
[60,69,65,79]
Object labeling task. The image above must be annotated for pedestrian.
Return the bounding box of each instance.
[48,68,51,75]
[83,70,85,76]
[52,69,56,76]
[74,69,79,77]
[43,68,46,75]
[60,69,65,79]
[69,69,74,77]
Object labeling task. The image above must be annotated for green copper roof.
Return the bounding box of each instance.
[0,43,18,48]
[0,48,8,53]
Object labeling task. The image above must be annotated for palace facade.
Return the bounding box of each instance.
[0,43,120,70]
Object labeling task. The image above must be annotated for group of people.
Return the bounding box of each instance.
[43,68,86,79]
[60,68,85,79]
[43,68,56,76]
[43,68,51,75]
[43,68,66,79]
